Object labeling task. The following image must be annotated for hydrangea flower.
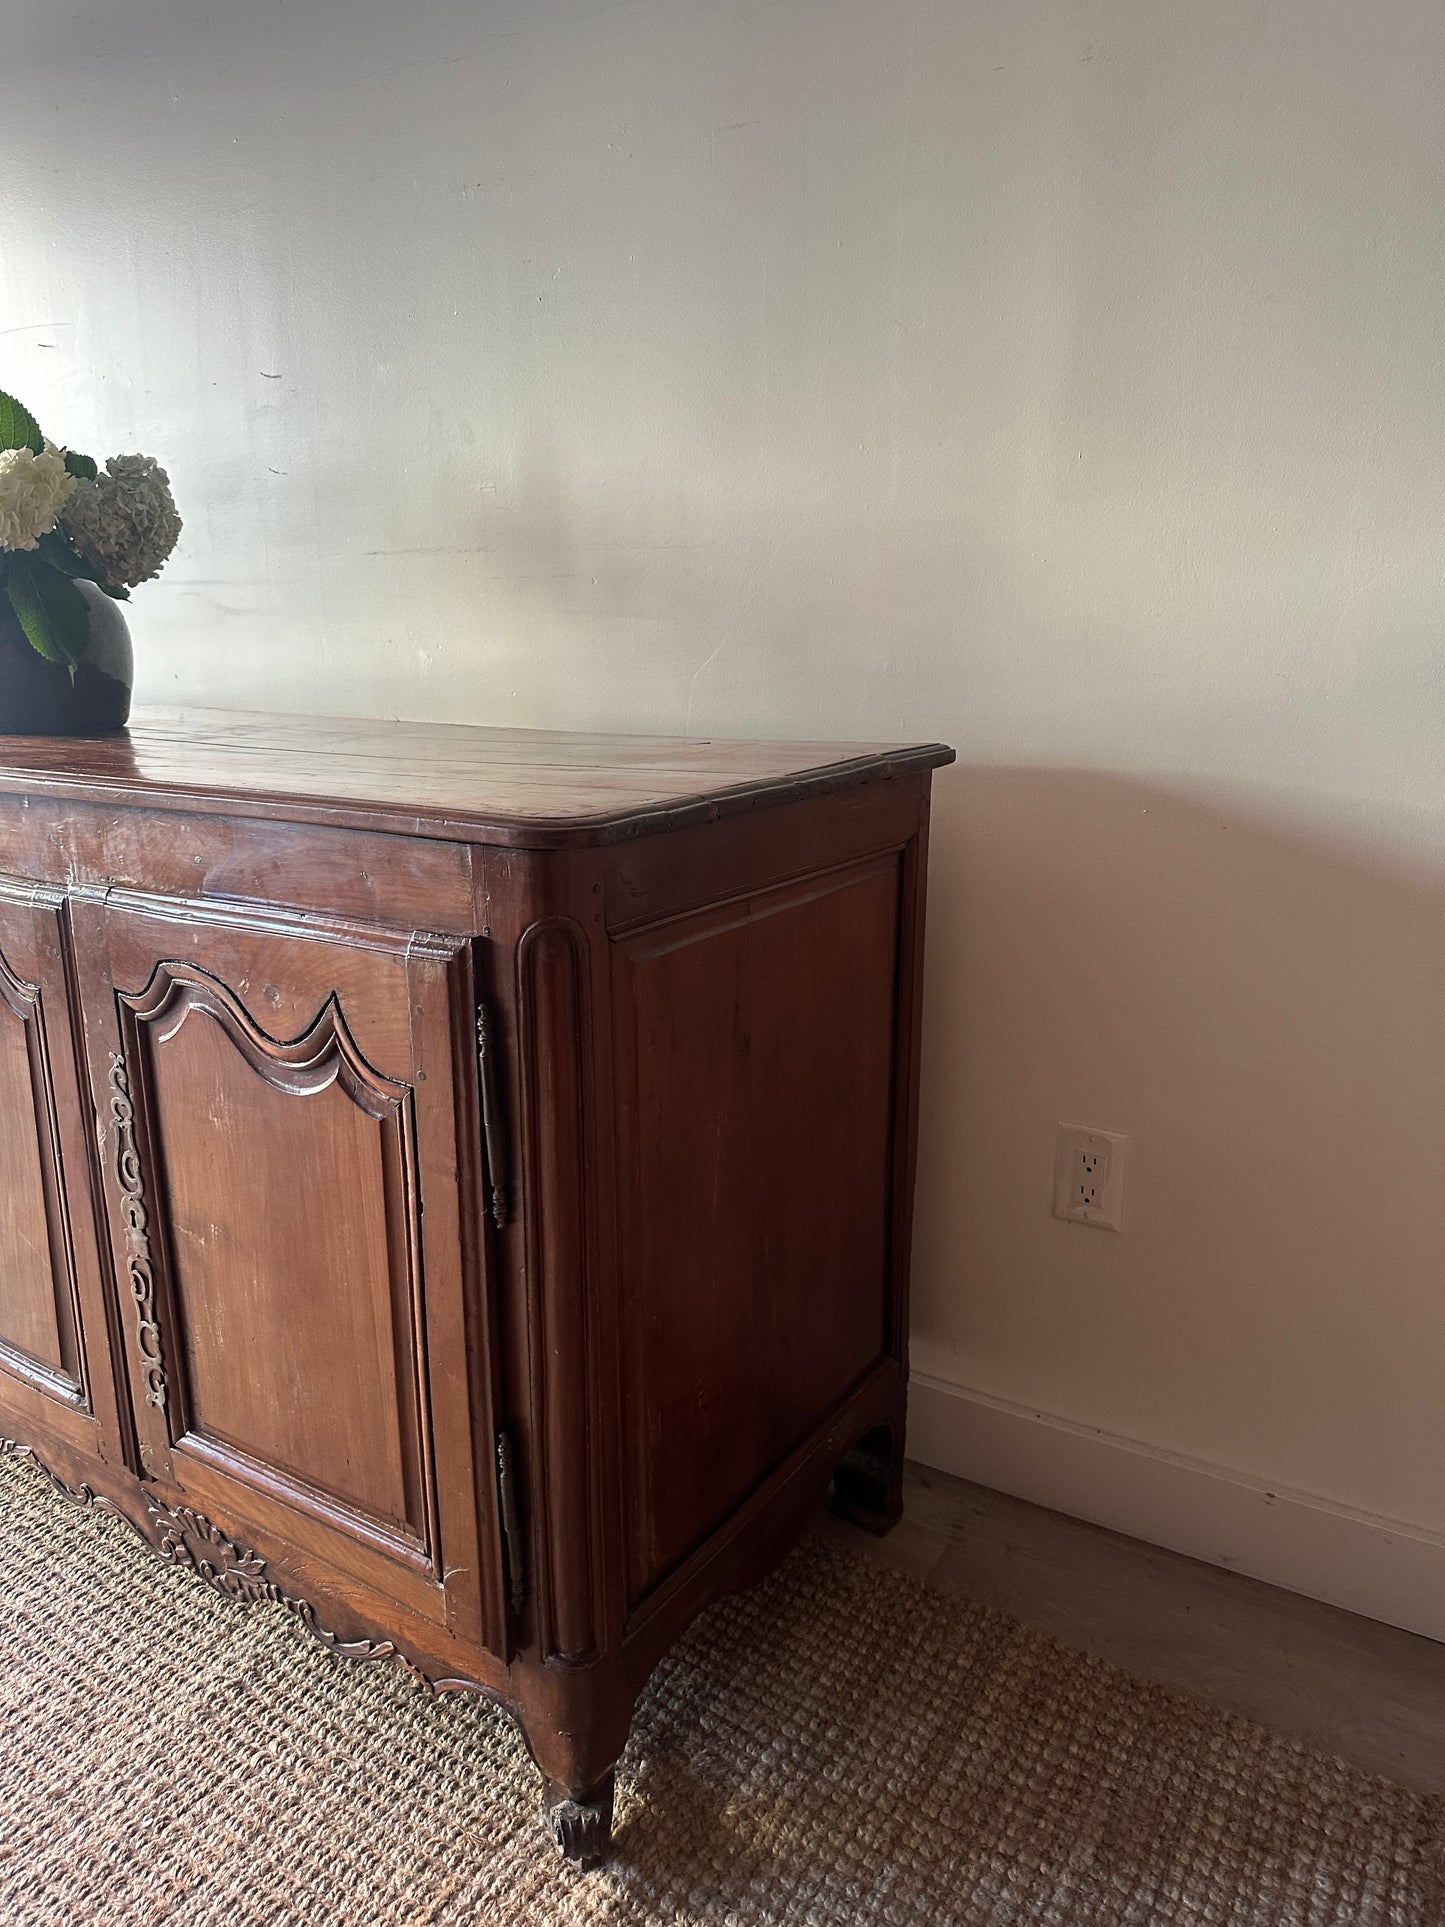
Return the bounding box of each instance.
[61,454,182,589]
[0,443,77,552]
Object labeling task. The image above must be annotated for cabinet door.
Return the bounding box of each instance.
[75,890,505,1655]
[0,881,122,1462]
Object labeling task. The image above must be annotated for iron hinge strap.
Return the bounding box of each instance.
[475,1001,509,1227]
[496,1429,526,1616]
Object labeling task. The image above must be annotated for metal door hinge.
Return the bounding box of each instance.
[496,1429,526,1616]
[475,1002,509,1227]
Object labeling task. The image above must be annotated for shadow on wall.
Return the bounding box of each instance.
[911,764,1445,1533]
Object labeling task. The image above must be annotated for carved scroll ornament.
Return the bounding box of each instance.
[142,1494,427,1679]
[106,1050,168,1411]
[0,1437,423,1686]
[0,1435,97,1507]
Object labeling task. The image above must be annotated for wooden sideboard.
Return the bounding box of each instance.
[0,708,952,1863]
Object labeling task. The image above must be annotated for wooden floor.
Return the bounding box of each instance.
[820,1463,1445,1795]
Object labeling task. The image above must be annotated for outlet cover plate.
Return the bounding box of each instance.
[1053,1124,1128,1231]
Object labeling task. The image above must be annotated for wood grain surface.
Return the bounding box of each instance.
[0,706,954,847]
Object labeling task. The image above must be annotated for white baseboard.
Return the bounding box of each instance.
[907,1370,1445,1645]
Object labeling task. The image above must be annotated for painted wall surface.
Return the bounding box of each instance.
[5,2,1444,1631]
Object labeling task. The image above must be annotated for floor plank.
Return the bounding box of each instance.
[820,1463,1445,1794]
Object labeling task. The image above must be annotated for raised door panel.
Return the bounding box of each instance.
[612,855,902,1606]
[131,967,425,1545]
[78,892,504,1654]
[0,883,122,1459]
[0,960,71,1384]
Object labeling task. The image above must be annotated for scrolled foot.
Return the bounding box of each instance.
[543,1771,615,1867]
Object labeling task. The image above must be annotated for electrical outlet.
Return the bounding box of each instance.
[1053,1124,1128,1231]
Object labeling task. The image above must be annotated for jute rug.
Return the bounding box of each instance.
[0,1451,1439,1926]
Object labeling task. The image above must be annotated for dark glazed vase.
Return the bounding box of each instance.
[0,579,134,735]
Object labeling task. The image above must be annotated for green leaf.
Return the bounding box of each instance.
[63,449,97,480]
[4,562,62,663]
[0,391,43,455]
[36,530,129,599]
[37,530,88,577]
[4,553,92,667]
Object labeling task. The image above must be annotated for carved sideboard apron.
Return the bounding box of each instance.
[0,709,952,1863]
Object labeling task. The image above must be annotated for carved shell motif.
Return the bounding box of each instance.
[0,1437,424,1687]
[141,1493,426,1677]
[147,1501,274,1605]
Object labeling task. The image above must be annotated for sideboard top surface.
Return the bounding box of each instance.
[0,707,954,848]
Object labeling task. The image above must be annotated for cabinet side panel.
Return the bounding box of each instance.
[614,857,901,1604]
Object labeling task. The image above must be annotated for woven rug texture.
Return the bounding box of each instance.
[0,1449,1440,1926]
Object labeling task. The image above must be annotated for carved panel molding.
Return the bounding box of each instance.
[0,945,37,1025]
[120,959,410,1117]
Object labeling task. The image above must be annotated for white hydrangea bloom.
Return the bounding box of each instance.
[61,453,182,589]
[0,443,77,552]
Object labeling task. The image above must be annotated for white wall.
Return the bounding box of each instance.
[5,1,1444,1634]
